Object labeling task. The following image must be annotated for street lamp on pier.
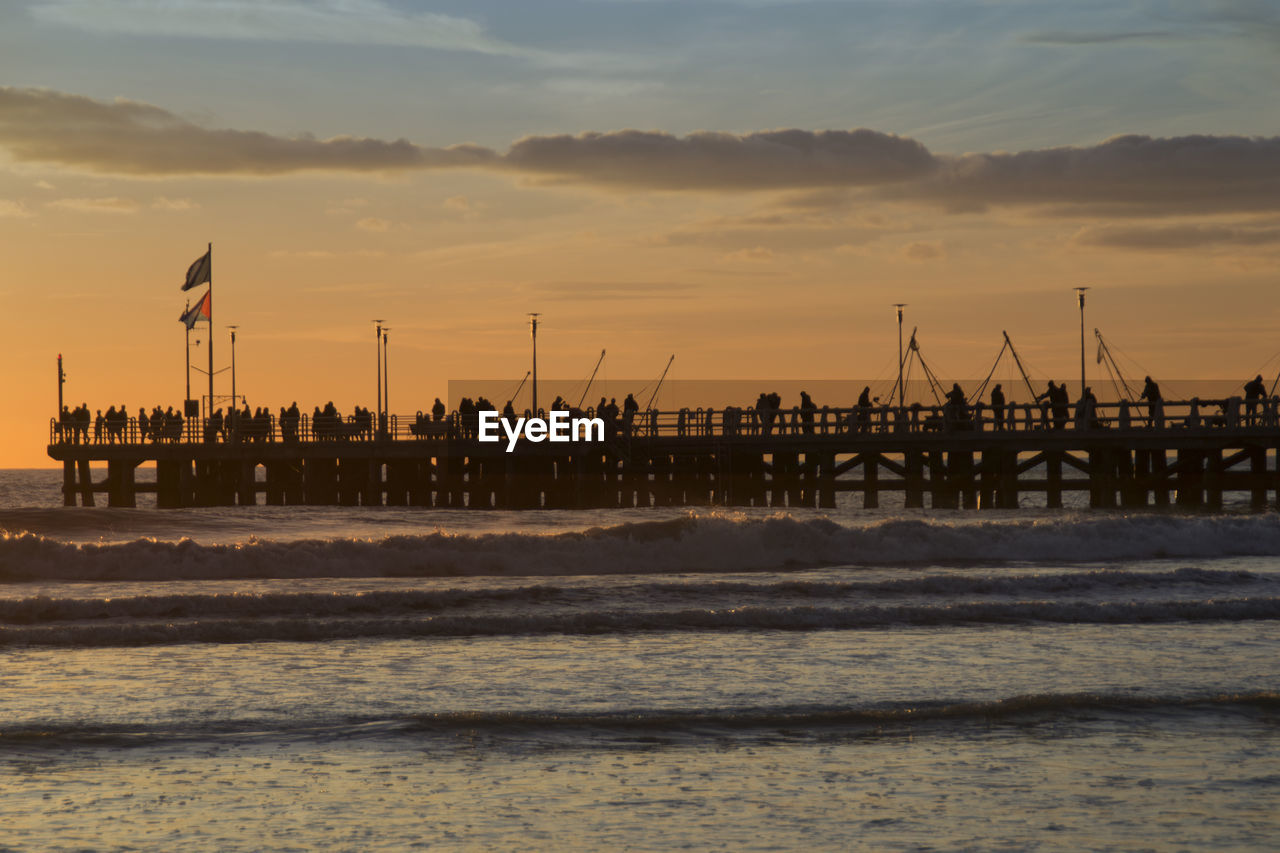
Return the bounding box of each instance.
[228,325,239,410]
[892,303,907,408]
[529,313,541,415]
[373,319,384,434]
[381,327,390,437]
[1074,288,1089,399]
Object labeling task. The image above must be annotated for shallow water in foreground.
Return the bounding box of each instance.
[2,469,1278,850]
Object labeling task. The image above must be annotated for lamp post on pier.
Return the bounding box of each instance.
[183,302,192,404]
[381,327,390,437]
[228,325,239,410]
[892,303,907,408]
[1074,287,1089,399]
[373,319,384,436]
[529,313,541,415]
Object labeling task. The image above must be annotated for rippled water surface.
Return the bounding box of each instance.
[2,469,1278,850]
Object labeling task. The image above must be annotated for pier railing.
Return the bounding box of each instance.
[48,397,1280,447]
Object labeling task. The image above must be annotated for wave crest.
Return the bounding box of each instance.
[6,513,1280,581]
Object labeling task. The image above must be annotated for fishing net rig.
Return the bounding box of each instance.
[897,328,1038,406]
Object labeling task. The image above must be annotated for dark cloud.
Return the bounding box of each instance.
[3,88,1278,222]
[904,134,1280,215]
[0,88,496,175]
[501,129,938,190]
[0,88,936,188]
[1074,223,1280,250]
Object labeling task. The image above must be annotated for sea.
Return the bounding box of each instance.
[1,468,1277,851]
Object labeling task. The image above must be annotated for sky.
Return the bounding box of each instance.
[2,0,1279,466]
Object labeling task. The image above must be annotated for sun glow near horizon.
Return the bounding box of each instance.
[2,1,1279,467]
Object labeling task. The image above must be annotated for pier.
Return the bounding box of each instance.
[46,398,1280,510]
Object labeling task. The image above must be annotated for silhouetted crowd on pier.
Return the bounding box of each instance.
[52,375,1280,447]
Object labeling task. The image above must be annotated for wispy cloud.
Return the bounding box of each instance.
[524,280,699,301]
[355,217,392,232]
[1073,222,1280,250]
[151,196,197,210]
[26,0,590,66]
[1021,30,1174,45]
[720,247,775,264]
[901,241,946,261]
[0,200,33,218]
[46,196,139,214]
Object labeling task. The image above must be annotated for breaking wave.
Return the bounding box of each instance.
[6,512,1280,581]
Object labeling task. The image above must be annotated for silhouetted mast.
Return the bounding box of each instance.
[578,349,606,409]
[509,370,531,404]
[1003,331,1039,401]
[644,354,675,411]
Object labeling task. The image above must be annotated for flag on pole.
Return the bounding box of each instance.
[180,290,212,329]
[181,248,211,291]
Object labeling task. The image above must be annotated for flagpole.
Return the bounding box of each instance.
[207,242,214,427]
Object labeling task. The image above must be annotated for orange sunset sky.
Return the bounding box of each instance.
[2,0,1279,467]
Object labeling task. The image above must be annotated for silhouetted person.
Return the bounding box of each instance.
[622,393,639,435]
[945,384,970,430]
[1139,376,1162,428]
[503,400,516,419]
[799,391,816,435]
[763,392,780,435]
[856,386,872,433]
[1035,382,1054,430]
[1245,374,1266,425]
[1037,381,1069,430]
[1075,386,1102,430]
[989,384,1005,430]
[75,404,90,443]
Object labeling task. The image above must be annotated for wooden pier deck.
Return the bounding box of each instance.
[47,398,1280,510]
